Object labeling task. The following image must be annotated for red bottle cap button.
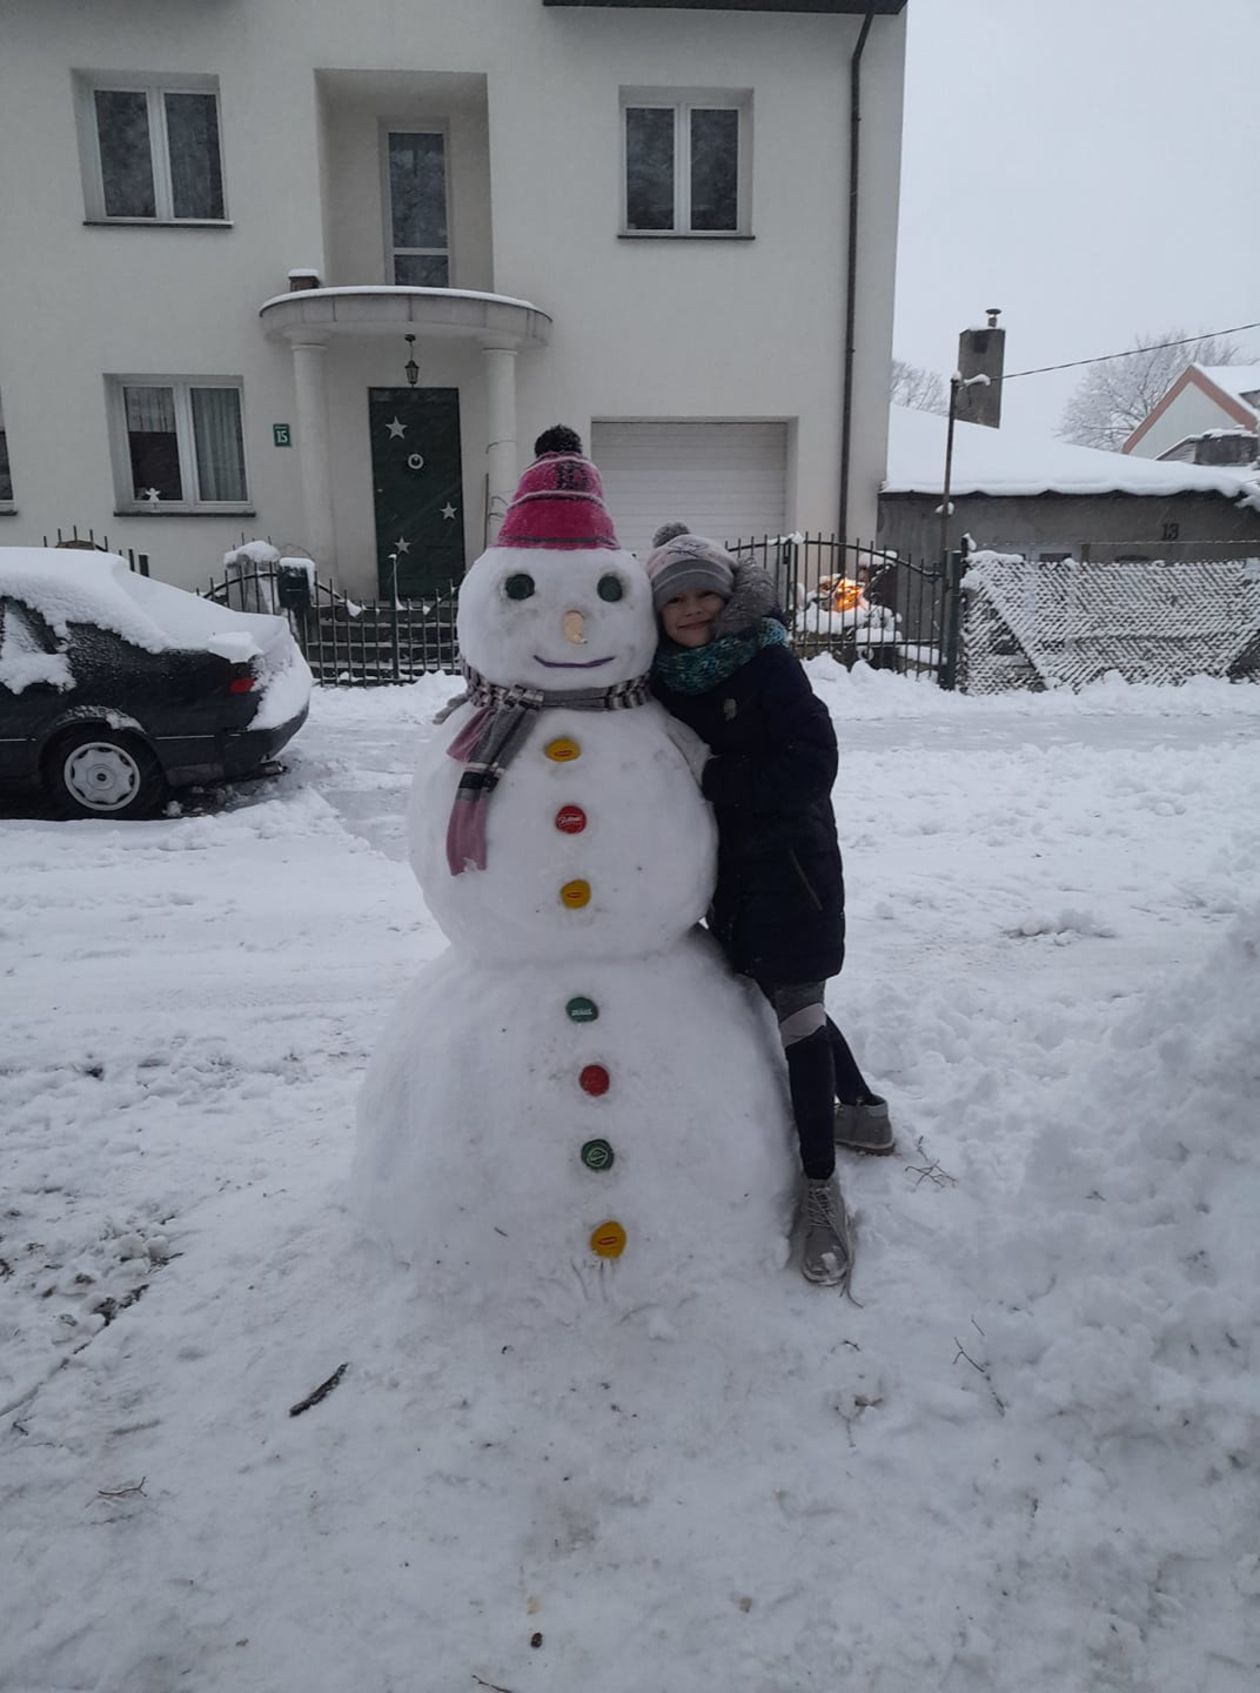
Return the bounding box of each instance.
[555,804,587,835]
[579,1064,611,1097]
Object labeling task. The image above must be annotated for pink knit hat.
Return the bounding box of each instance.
[496,426,620,551]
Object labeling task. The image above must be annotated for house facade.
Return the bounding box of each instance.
[0,0,908,597]
[1123,364,1260,467]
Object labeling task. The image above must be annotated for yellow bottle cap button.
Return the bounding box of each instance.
[590,1220,627,1259]
[544,737,581,763]
[560,880,591,909]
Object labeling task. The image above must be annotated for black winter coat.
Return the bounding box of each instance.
[653,643,846,985]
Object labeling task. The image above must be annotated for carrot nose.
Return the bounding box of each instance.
[562,610,587,645]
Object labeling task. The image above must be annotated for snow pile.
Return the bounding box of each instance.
[223,540,280,569]
[993,912,1260,1453]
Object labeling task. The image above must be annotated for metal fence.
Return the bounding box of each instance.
[960,553,1260,693]
[725,534,958,684]
[203,562,459,683]
[42,526,150,576]
[200,542,961,688]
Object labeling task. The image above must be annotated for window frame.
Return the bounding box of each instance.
[105,376,252,515]
[380,121,453,288]
[76,71,230,226]
[619,88,752,239]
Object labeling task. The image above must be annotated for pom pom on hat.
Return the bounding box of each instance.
[496,424,619,551]
[534,424,584,457]
[651,521,691,548]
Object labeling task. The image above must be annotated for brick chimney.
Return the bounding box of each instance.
[956,307,1005,429]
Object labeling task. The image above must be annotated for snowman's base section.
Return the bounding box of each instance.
[352,931,797,1310]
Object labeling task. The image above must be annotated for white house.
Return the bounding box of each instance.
[0,0,908,599]
[1124,364,1260,468]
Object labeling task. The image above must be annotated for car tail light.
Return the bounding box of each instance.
[227,664,259,695]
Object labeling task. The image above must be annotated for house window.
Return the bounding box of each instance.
[622,92,750,236]
[387,130,450,286]
[79,75,226,222]
[0,393,13,506]
[108,380,249,512]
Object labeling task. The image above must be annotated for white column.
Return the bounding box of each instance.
[483,346,519,542]
[291,340,336,566]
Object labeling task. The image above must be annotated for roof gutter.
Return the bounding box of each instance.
[837,8,875,545]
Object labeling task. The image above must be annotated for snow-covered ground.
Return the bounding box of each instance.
[3,667,1259,1693]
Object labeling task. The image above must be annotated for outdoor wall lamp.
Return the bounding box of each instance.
[403,335,419,389]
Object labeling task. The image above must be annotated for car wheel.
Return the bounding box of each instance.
[45,726,167,820]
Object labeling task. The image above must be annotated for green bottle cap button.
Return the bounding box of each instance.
[566,996,599,1023]
[581,1139,615,1172]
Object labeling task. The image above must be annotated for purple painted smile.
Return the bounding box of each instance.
[533,655,616,669]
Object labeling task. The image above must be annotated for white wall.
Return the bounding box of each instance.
[0,0,907,594]
[1128,382,1248,459]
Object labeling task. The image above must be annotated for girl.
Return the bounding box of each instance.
[646,527,891,1289]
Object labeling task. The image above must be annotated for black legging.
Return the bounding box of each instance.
[758,980,872,1181]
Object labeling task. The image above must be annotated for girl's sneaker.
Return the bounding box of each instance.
[798,1175,853,1289]
[834,1096,895,1156]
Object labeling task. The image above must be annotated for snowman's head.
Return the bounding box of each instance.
[456,428,655,690]
[458,544,655,690]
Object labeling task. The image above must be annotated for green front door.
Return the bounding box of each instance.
[369,387,465,598]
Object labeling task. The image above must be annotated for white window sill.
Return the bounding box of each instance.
[85,218,233,230]
[619,230,753,241]
[115,505,255,517]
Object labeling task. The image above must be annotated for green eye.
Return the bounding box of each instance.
[597,574,624,603]
[504,572,535,601]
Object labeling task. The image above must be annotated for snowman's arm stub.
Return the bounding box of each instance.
[661,715,711,785]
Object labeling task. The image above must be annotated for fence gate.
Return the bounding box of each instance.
[725,535,958,685]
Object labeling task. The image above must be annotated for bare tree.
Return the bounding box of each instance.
[1058,329,1243,452]
[891,358,949,415]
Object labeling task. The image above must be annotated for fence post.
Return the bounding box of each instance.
[939,548,965,691]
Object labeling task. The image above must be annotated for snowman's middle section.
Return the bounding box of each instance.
[412,703,718,966]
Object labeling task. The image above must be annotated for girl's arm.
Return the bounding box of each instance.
[700,650,838,812]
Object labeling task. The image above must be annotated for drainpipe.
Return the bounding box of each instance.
[837,9,875,547]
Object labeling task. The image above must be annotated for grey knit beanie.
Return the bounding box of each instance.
[644,532,736,610]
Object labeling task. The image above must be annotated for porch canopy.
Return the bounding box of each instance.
[258,286,553,566]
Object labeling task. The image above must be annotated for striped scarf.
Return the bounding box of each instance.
[439,663,652,874]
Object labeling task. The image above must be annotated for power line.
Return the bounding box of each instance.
[1004,322,1260,382]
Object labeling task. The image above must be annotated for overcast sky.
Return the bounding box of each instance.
[894,0,1260,438]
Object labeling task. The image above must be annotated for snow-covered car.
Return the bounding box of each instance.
[0,548,312,818]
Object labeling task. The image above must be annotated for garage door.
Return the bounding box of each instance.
[591,421,788,558]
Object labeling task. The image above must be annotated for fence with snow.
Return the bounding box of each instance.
[960,553,1260,693]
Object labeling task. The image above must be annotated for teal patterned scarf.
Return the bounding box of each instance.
[653,616,789,696]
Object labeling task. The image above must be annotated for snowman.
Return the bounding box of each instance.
[353,429,793,1311]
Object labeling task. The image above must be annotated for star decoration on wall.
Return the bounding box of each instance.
[386,417,407,439]
[140,488,163,504]
[441,503,457,521]
[393,537,411,553]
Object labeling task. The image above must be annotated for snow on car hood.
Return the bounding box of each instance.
[0,548,287,662]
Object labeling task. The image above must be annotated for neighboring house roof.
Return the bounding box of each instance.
[883,405,1260,507]
[1195,364,1260,414]
[1124,364,1260,454]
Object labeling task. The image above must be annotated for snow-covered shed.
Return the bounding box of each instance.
[879,405,1260,564]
